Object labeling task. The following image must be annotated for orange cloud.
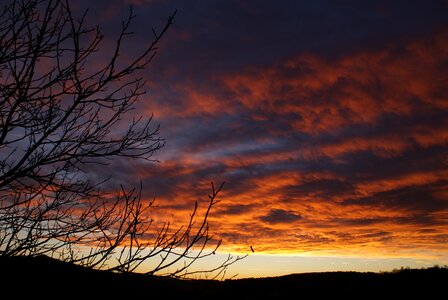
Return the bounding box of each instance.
[221,30,448,134]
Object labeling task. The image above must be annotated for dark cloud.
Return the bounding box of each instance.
[333,214,448,228]
[343,181,448,212]
[140,0,448,75]
[216,204,256,215]
[259,209,302,224]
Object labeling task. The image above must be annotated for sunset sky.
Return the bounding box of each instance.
[75,0,448,277]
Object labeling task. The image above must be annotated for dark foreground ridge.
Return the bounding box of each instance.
[1,255,446,298]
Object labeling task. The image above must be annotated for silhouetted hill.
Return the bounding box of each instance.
[1,255,446,298]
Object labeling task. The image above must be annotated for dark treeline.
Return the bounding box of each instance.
[1,255,446,299]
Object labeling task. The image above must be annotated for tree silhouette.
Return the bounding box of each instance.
[0,0,245,278]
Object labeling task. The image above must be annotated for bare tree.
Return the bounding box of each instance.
[0,0,245,279]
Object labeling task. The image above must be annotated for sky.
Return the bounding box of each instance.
[75,0,448,277]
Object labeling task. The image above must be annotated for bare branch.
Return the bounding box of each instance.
[0,0,244,280]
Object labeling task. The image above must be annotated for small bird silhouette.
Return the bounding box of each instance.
[250,246,255,253]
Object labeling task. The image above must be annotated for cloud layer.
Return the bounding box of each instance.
[79,0,448,260]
